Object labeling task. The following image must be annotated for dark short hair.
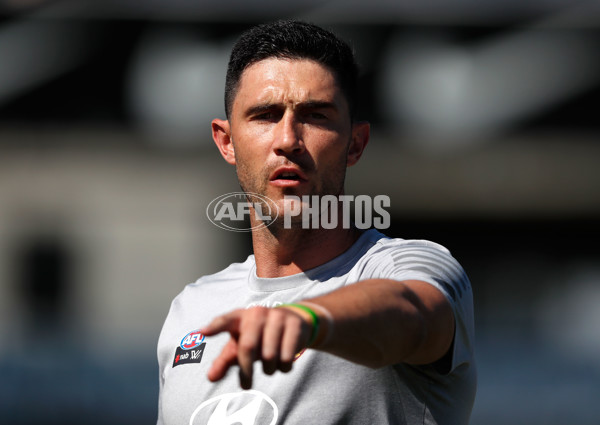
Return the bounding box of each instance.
[224,20,359,120]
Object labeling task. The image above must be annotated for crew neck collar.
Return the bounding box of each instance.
[247,228,384,292]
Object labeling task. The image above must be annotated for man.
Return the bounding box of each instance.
[157,20,476,425]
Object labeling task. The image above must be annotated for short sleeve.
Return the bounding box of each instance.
[360,239,475,372]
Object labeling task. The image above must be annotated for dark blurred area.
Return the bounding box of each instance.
[0,1,599,424]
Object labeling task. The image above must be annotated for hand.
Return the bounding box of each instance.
[201,306,313,389]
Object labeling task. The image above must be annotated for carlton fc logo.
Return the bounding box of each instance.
[173,330,206,367]
[190,390,278,425]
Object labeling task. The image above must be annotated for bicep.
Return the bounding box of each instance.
[397,279,455,366]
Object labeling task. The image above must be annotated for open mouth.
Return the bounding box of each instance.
[274,172,301,181]
[270,168,307,182]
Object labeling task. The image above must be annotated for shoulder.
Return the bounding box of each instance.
[359,229,455,266]
[366,228,447,250]
[189,255,255,287]
[356,230,470,300]
[171,255,255,306]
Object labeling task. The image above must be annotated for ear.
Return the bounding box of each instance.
[212,118,236,165]
[347,121,370,167]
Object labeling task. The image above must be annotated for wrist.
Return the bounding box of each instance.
[278,303,320,347]
[278,302,333,349]
[297,301,333,348]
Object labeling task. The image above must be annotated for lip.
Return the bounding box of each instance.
[269,167,308,186]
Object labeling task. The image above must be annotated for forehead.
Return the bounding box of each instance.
[232,58,346,112]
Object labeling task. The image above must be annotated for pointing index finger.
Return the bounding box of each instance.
[201,310,243,336]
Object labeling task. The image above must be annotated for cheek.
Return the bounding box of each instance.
[312,134,351,164]
[232,127,273,157]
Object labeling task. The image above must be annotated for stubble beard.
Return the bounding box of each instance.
[235,157,348,235]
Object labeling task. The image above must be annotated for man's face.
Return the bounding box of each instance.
[222,58,360,212]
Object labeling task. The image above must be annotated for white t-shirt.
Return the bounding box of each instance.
[157,229,476,425]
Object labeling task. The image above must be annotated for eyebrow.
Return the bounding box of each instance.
[297,101,338,113]
[244,100,338,117]
[244,103,277,118]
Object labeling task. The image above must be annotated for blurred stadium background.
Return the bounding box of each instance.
[0,0,599,423]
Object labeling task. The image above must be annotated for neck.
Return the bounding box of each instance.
[251,224,362,278]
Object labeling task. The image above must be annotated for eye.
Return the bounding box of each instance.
[303,110,330,123]
[252,109,282,122]
[310,112,327,119]
[255,112,273,120]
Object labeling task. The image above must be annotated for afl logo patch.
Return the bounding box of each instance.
[180,330,205,350]
[173,330,207,368]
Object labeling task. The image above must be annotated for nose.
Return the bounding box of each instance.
[272,112,305,156]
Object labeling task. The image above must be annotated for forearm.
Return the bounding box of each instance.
[201,278,455,389]
[286,279,455,368]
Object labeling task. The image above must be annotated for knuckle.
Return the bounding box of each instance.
[239,340,256,355]
[267,310,287,327]
[285,313,303,330]
[241,307,269,325]
[248,306,268,317]
[270,306,286,317]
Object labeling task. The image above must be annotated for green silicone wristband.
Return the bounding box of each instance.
[279,303,320,347]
